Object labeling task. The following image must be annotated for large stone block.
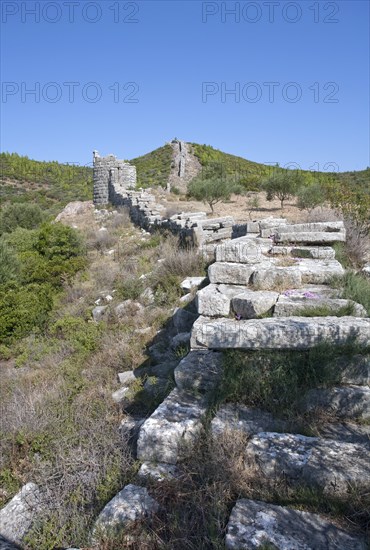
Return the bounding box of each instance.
[0,483,42,545]
[215,236,271,264]
[191,316,370,350]
[245,432,370,496]
[208,261,270,285]
[252,267,302,290]
[211,405,288,437]
[174,350,224,392]
[275,231,346,244]
[92,484,158,539]
[137,389,208,464]
[226,499,366,550]
[261,221,344,238]
[299,385,370,420]
[269,245,336,260]
[232,290,279,318]
[296,259,345,283]
[196,284,231,317]
[274,295,367,317]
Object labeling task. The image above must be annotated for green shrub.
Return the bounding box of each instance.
[35,222,84,261]
[0,203,45,235]
[0,240,20,284]
[0,227,39,253]
[51,316,101,354]
[0,283,54,343]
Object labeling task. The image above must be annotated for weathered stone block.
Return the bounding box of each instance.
[274,296,367,317]
[137,389,208,464]
[226,499,366,550]
[208,262,270,285]
[299,385,370,420]
[215,236,272,264]
[92,484,158,539]
[191,316,370,351]
[252,267,302,290]
[0,483,42,545]
[196,284,231,317]
[232,290,279,318]
[245,432,370,496]
[174,350,223,392]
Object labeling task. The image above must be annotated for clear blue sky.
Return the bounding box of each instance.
[1,0,369,171]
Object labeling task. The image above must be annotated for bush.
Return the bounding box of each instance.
[0,203,45,235]
[0,283,54,343]
[51,316,101,354]
[35,222,84,261]
[0,240,20,284]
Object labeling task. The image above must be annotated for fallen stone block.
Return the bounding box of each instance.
[232,290,279,318]
[92,484,159,540]
[208,261,271,285]
[269,245,336,260]
[261,221,344,238]
[334,354,370,385]
[190,316,370,351]
[137,389,208,464]
[226,498,366,550]
[215,236,271,264]
[172,307,198,333]
[274,295,367,317]
[137,462,179,482]
[245,431,370,496]
[174,350,223,392]
[0,483,42,546]
[211,404,288,437]
[299,385,370,421]
[275,231,346,244]
[196,284,232,317]
[252,267,302,290]
[180,277,207,292]
[295,259,345,284]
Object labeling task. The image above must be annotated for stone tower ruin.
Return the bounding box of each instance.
[93,150,137,205]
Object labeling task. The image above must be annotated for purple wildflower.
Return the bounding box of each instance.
[303,291,319,299]
[235,313,242,321]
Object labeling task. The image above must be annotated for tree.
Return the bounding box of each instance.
[263,171,304,209]
[296,183,326,212]
[187,177,240,214]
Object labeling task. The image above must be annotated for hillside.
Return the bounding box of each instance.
[0,152,93,215]
[1,146,369,217]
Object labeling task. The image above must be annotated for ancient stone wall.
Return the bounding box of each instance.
[93,151,136,206]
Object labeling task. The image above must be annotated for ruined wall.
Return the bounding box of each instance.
[93,151,136,205]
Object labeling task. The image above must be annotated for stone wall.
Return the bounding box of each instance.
[93,151,136,206]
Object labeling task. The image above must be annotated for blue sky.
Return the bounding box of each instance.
[1,0,369,171]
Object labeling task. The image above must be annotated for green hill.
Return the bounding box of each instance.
[0,152,93,215]
[130,143,173,188]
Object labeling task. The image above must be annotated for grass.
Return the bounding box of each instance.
[211,342,366,419]
[297,302,355,317]
[331,271,370,316]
